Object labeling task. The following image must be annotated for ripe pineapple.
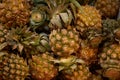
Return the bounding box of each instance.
[0,51,29,80]
[28,52,58,80]
[52,56,91,80]
[77,40,98,65]
[0,24,7,44]
[0,0,30,28]
[62,64,91,80]
[95,0,119,18]
[49,28,80,57]
[75,4,102,34]
[70,0,102,48]
[99,43,120,79]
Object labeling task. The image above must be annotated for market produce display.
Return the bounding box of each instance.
[0,0,120,80]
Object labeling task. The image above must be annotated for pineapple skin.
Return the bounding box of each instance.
[49,28,80,57]
[29,53,58,80]
[0,24,8,44]
[62,64,91,80]
[95,0,119,18]
[77,40,98,65]
[0,52,29,80]
[0,0,30,28]
[99,44,120,79]
[76,5,102,33]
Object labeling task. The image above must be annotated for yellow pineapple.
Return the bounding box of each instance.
[53,56,91,80]
[29,52,58,80]
[76,5,102,33]
[77,40,98,65]
[95,0,119,18]
[49,28,80,57]
[0,51,29,80]
[99,43,120,79]
[0,0,30,28]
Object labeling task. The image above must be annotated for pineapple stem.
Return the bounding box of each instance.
[69,0,83,13]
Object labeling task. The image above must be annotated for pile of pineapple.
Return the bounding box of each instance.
[0,0,120,80]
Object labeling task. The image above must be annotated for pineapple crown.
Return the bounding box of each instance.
[0,26,51,54]
[45,0,69,18]
[30,5,48,29]
[0,26,40,53]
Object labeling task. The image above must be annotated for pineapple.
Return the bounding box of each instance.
[62,64,91,80]
[70,0,102,48]
[0,23,7,45]
[95,0,119,18]
[0,0,31,28]
[49,28,80,57]
[75,4,102,34]
[0,51,29,80]
[53,56,91,80]
[99,43,120,79]
[77,40,98,65]
[28,52,58,80]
